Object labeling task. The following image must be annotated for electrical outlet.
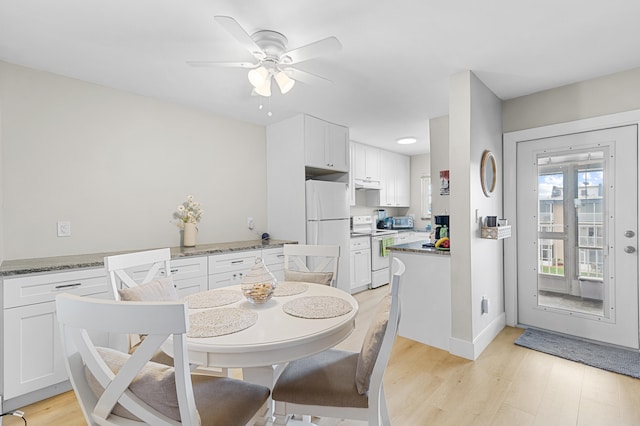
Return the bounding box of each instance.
[57,221,71,237]
[481,296,489,314]
[247,217,254,230]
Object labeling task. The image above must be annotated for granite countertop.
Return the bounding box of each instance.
[388,240,450,256]
[0,239,296,277]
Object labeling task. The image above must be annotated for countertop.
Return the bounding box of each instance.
[0,239,296,277]
[388,240,451,256]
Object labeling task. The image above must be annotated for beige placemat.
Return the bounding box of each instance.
[282,296,353,319]
[273,282,309,297]
[184,289,243,309]
[187,308,258,337]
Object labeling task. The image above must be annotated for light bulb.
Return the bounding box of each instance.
[254,77,272,97]
[275,71,295,94]
[248,66,268,88]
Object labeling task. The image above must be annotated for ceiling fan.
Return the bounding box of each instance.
[187,16,342,97]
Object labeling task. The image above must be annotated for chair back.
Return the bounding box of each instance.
[368,257,404,401]
[283,244,340,286]
[104,248,172,301]
[56,293,198,425]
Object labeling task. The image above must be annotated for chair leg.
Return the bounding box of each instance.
[379,384,391,426]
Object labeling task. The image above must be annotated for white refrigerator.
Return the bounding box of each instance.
[305,180,351,293]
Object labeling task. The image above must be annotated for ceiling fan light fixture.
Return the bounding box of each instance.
[248,66,269,88]
[254,76,272,97]
[275,71,295,94]
[397,137,417,145]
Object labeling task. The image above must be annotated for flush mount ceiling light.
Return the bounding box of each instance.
[397,137,417,145]
[187,16,342,98]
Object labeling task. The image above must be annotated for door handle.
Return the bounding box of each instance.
[624,246,636,253]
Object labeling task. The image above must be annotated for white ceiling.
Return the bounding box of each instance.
[2,1,640,156]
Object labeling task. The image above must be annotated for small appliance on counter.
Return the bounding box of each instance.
[376,209,388,229]
[392,216,414,230]
[434,215,450,239]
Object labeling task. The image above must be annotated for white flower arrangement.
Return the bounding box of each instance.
[173,195,204,229]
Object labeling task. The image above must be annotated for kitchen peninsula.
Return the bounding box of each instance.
[389,241,451,351]
[0,239,295,411]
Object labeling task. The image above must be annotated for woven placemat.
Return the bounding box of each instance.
[282,296,353,319]
[187,308,258,338]
[184,289,243,309]
[273,282,309,297]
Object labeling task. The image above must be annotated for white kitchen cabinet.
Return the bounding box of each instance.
[2,268,110,402]
[350,237,371,293]
[395,232,428,246]
[207,248,285,289]
[127,255,207,298]
[374,151,411,207]
[352,142,381,185]
[262,247,285,281]
[304,115,349,173]
[208,250,258,289]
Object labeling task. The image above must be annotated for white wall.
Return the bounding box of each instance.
[503,67,640,132]
[449,71,503,359]
[408,153,430,230]
[429,115,449,216]
[0,62,267,259]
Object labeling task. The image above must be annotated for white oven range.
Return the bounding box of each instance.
[351,216,398,288]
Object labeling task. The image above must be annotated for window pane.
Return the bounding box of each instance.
[538,173,564,232]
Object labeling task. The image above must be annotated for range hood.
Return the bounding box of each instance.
[354,178,381,190]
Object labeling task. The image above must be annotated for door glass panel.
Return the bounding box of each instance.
[536,151,604,317]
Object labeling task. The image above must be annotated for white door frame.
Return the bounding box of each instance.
[504,110,640,329]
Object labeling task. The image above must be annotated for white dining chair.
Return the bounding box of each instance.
[56,293,270,425]
[104,248,228,376]
[283,244,340,286]
[104,248,173,301]
[272,257,405,426]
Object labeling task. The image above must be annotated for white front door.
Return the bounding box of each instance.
[516,125,639,349]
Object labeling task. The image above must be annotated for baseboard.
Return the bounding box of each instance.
[448,313,506,360]
[2,381,72,412]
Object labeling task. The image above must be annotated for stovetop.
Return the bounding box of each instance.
[351,215,398,237]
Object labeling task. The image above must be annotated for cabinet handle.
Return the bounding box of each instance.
[55,282,82,290]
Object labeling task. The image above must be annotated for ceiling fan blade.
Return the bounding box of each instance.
[282,37,342,64]
[187,60,258,68]
[284,67,332,85]
[214,15,264,59]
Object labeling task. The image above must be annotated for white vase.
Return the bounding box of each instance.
[183,222,197,247]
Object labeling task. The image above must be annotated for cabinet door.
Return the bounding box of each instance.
[304,115,328,170]
[353,249,372,289]
[327,124,349,172]
[208,270,250,290]
[3,301,65,399]
[353,142,380,182]
[262,247,285,282]
[396,154,411,207]
[304,115,349,172]
[379,151,395,206]
[3,294,110,399]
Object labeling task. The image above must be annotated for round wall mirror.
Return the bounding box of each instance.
[480,150,497,197]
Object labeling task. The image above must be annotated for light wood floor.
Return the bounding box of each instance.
[5,286,639,426]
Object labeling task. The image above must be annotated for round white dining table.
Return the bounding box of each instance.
[163,281,359,425]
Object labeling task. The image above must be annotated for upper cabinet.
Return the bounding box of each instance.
[367,150,411,207]
[304,115,349,173]
[352,142,381,186]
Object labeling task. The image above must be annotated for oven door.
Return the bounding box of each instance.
[371,234,395,271]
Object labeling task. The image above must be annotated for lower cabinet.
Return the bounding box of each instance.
[2,268,110,402]
[208,248,285,289]
[350,237,371,293]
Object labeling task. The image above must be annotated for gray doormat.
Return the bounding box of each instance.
[515,328,640,379]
